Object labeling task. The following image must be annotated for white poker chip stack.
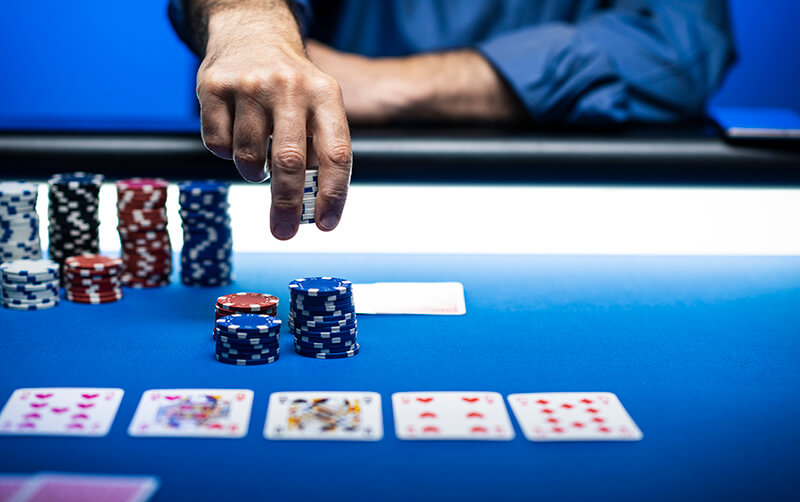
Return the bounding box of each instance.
[0,259,60,310]
[0,181,42,263]
[301,168,318,224]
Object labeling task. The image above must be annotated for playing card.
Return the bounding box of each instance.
[0,388,124,437]
[127,389,253,438]
[392,391,514,440]
[507,392,643,441]
[264,391,383,441]
[352,282,466,315]
[0,474,32,502]
[9,473,158,502]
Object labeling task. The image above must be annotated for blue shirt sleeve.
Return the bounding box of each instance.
[477,1,735,124]
[167,0,313,54]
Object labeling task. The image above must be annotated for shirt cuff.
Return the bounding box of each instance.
[477,23,628,124]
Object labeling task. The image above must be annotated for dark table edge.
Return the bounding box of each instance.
[1,131,798,186]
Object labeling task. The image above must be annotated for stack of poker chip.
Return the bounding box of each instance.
[288,277,359,359]
[47,172,103,268]
[178,181,232,286]
[116,178,172,288]
[0,259,60,310]
[300,168,318,224]
[63,254,123,304]
[0,182,42,263]
[215,292,278,322]
[214,314,281,365]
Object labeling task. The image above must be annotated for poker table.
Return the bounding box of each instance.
[1,251,799,501]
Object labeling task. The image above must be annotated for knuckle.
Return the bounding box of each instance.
[271,197,300,214]
[233,149,262,166]
[237,70,270,96]
[312,75,341,98]
[197,72,231,97]
[272,146,306,173]
[272,70,306,93]
[320,185,348,205]
[323,143,353,169]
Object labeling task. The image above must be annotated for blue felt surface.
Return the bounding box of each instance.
[1,253,799,501]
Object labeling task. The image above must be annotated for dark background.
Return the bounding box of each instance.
[0,0,798,132]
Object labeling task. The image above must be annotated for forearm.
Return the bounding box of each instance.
[379,50,525,122]
[183,0,300,56]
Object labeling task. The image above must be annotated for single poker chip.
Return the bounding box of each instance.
[1,289,59,301]
[215,333,279,345]
[1,294,59,305]
[295,336,357,348]
[1,280,58,292]
[0,259,59,279]
[216,341,276,352]
[66,288,123,299]
[213,327,280,340]
[0,181,38,200]
[216,345,280,359]
[116,178,169,192]
[288,316,357,329]
[2,299,59,311]
[290,308,356,319]
[65,292,123,304]
[289,277,352,296]
[289,301,355,312]
[289,291,352,303]
[289,311,356,323]
[49,172,104,188]
[215,353,278,366]
[179,180,230,196]
[64,254,123,272]
[64,267,120,278]
[294,344,360,359]
[216,292,279,311]
[289,324,358,336]
[216,314,281,333]
[290,330,357,341]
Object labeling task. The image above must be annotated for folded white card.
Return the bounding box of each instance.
[353,282,466,315]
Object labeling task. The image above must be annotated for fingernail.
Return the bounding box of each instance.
[273,222,296,240]
[319,213,339,231]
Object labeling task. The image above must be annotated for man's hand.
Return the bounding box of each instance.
[306,40,523,123]
[189,1,352,240]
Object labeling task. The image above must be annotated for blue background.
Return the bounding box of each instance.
[0,0,798,131]
[1,252,799,500]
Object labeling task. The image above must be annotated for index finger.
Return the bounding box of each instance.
[309,102,352,232]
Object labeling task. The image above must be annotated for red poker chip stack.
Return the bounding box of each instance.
[116,178,172,288]
[63,254,123,304]
[215,292,279,319]
[213,292,279,337]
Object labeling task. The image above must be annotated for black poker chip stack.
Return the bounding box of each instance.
[47,172,104,270]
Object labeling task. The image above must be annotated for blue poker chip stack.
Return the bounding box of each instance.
[214,314,281,365]
[178,181,233,287]
[47,172,103,268]
[1,259,60,310]
[0,181,42,263]
[288,277,359,359]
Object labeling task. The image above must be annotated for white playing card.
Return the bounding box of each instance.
[507,392,643,441]
[128,389,253,438]
[0,388,124,437]
[8,473,159,502]
[392,391,514,440]
[353,282,466,315]
[264,391,383,441]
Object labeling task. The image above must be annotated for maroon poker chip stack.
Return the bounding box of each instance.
[63,254,123,304]
[116,178,172,288]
